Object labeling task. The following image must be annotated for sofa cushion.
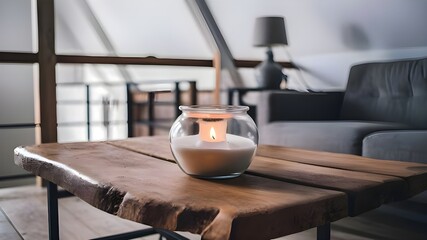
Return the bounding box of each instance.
[259,121,408,155]
[341,58,427,128]
[363,130,427,163]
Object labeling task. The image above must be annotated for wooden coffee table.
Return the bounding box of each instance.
[14,136,427,240]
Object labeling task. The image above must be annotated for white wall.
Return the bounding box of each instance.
[207,0,427,90]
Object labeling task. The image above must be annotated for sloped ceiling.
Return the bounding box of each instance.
[55,0,212,59]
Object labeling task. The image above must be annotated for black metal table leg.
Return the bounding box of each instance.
[317,222,330,240]
[155,229,190,240]
[90,228,158,240]
[47,181,59,240]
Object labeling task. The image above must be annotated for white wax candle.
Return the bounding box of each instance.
[173,134,255,149]
[171,134,257,177]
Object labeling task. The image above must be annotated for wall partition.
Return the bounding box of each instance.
[0,0,36,187]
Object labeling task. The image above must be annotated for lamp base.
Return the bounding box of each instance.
[255,49,285,89]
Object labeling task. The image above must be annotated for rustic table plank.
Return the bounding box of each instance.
[14,142,347,240]
[109,136,175,162]
[109,137,416,216]
[248,156,403,216]
[256,145,427,198]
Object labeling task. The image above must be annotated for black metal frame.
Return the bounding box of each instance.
[90,229,157,240]
[47,181,59,240]
[46,180,331,240]
[0,123,38,129]
[317,223,331,240]
[126,80,197,137]
[46,181,189,240]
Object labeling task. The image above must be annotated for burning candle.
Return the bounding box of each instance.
[199,119,227,142]
[195,118,228,148]
[170,106,258,179]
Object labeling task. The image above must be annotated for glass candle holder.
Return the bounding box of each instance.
[170,105,258,179]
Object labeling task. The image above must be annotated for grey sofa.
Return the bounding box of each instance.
[257,57,427,163]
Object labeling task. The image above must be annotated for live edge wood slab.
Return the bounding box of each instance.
[14,137,427,240]
[14,141,346,240]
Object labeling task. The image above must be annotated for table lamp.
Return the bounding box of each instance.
[253,16,288,89]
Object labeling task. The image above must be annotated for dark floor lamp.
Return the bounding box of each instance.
[253,16,288,89]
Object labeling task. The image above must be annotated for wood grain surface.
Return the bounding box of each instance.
[14,142,347,240]
[256,145,427,197]
[110,137,418,216]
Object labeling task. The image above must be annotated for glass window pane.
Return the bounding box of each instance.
[90,125,107,141]
[58,126,88,143]
[0,128,35,177]
[57,64,125,84]
[0,0,33,52]
[0,64,35,124]
[57,104,86,124]
[109,124,127,140]
[57,84,87,101]
[89,124,127,141]
[89,101,127,123]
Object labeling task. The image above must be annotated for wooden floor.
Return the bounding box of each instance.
[0,185,426,240]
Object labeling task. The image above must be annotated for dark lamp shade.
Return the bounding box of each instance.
[253,16,288,47]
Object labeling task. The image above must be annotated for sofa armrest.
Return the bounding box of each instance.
[362,130,427,163]
[257,91,344,127]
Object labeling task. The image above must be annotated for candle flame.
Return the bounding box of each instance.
[210,127,216,140]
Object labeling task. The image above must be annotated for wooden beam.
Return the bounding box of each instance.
[0,51,296,69]
[190,0,245,87]
[0,52,38,63]
[37,0,57,143]
[56,55,213,67]
[234,60,297,69]
[213,51,221,104]
[55,54,297,70]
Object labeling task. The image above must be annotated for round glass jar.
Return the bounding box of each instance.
[169,105,258,179]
